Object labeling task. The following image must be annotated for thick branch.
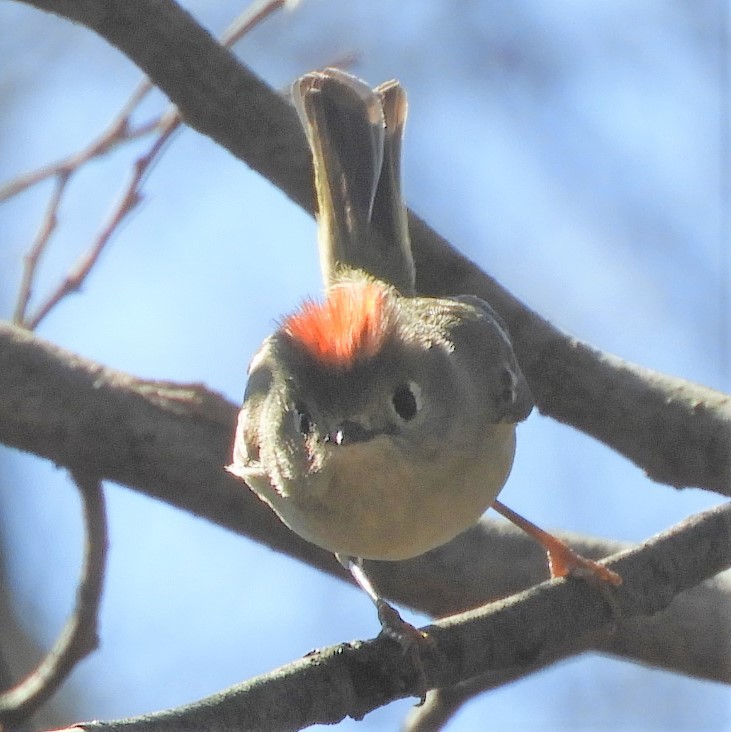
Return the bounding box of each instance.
[17,0,731,495]
[49,504,731,731]
[1,322,729,689]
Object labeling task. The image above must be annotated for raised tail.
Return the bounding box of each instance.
[292,68,415,295]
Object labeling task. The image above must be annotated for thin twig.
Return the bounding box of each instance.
[8,0,291,330]
[0,109,155,204]
[0,472,108,728]
[12,172,69,325]
[0,63,157,204]
[6,83,159,329]
[0,0,286,202]
[220,0,296,46]
[24,135,167,330]
[5,68,158,327]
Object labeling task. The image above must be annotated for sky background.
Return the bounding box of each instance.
[0,1,730,730]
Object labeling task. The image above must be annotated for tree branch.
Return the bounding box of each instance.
[0,472,107,727]
[0,322,729,690]
[48,503,731,731]
[17,0,731,495]
[7,0,289,331]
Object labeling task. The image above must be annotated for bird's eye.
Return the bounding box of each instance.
[391,381,421,421]
[294,405,313,435]
[499,366,517,405]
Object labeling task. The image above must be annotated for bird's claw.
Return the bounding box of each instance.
[547,544,622,586]
[376,599,434,705]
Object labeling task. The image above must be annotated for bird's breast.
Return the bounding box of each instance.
[256,423,516,560]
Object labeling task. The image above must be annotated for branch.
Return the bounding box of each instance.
[12,172,69,325]
[1,321,729,689]
[0,84,155,205]
[16,0,731,495]
[8,0,290,330]
[49,503,731,731]
[0,472,107,727]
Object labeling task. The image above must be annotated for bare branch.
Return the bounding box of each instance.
[24,119,174,330]
[220,0,292,47]
[0,322,729,689]
[405,563,731,732]
[44,504,731,731]
[0,472,107,727]
[15,0,731,494]
[0,93,155,205]
[7,0,290,330]
[12,172,69,326]
[4,71,157,328]
[0,0,291,209]
[4,90,159,328]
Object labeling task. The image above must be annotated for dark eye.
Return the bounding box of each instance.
[392,381,421,421]
[499,366,517,405]
[294,405,313,435]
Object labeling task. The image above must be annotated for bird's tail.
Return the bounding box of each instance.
[292,68,415,295]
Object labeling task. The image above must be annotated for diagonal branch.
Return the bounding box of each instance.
[0,321,729,688]
[12,172,69,326]
[22,116,175,331]
[47,503,731,731]
[16,0,731,495]
[0,471,107,727]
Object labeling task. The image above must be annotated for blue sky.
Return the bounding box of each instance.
[0,1,729,730]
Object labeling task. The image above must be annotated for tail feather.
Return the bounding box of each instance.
[292,69,416,295]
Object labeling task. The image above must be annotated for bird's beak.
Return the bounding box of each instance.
[325,420,374,445]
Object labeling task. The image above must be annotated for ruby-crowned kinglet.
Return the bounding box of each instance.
[228,69,620,642]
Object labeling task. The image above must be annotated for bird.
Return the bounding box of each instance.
[228,67,620,650]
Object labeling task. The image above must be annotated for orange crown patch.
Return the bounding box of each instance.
[282,280,396,368]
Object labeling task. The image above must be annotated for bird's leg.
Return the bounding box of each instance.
[338,554,430,643]
[337,554,432,703]
[491,500,622,586]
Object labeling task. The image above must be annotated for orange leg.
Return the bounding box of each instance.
[492,500,622,586]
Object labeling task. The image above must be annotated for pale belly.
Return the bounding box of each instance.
[253,423,516,560]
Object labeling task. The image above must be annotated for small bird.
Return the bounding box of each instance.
[228,68,620,646]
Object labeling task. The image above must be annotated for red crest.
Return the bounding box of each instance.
[282,280,395,368]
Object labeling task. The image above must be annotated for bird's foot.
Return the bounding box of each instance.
[376,599,434,705]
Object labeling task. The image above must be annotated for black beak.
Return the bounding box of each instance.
[325,420,373,445]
